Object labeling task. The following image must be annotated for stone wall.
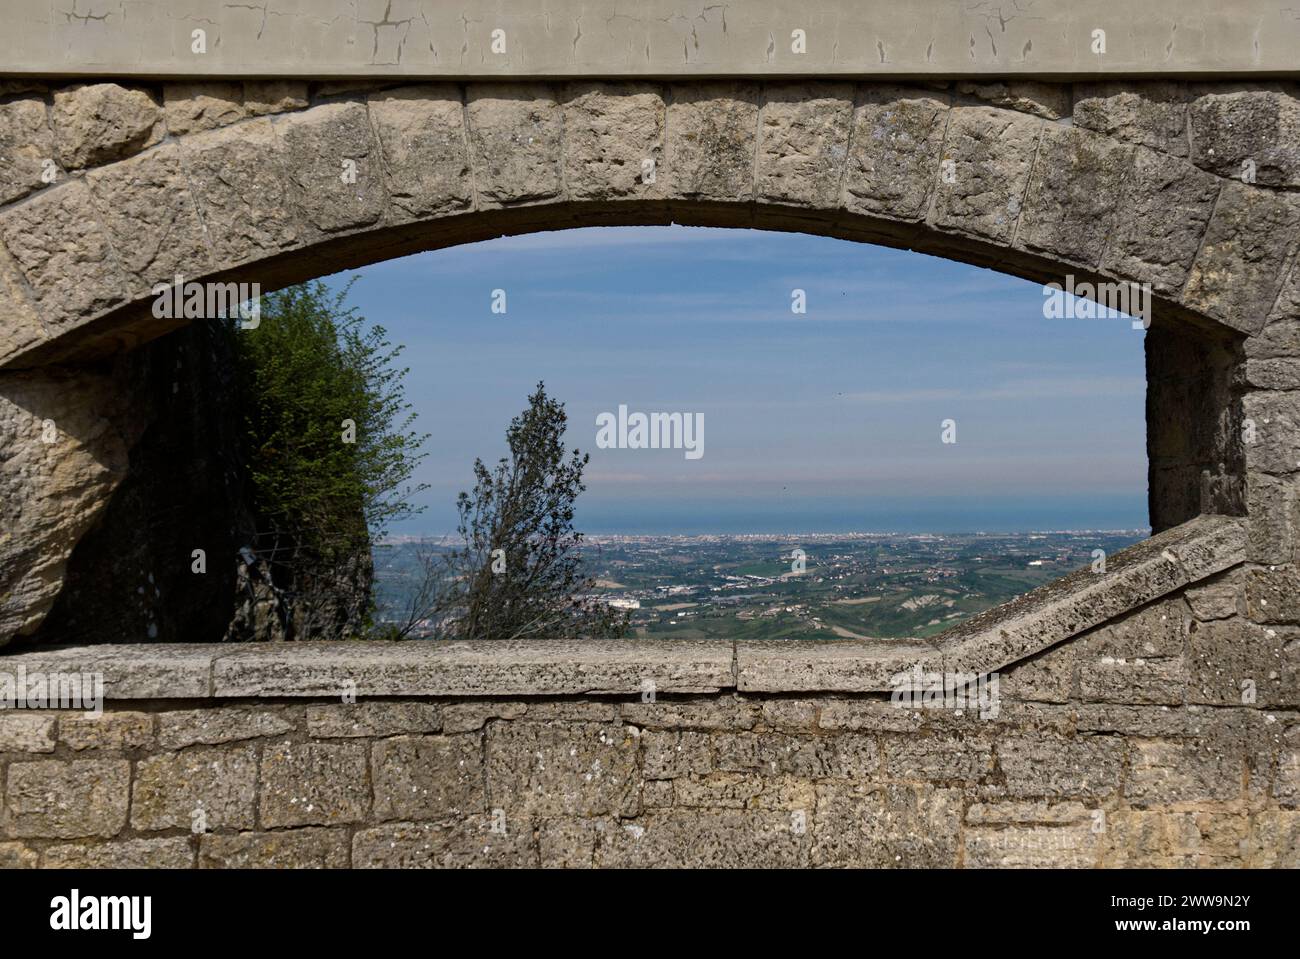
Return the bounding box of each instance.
[0,514,1294,868]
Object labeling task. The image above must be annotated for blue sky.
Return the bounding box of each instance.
[325,225,1148,535]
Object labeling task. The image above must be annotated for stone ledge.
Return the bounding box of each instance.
[0,515,1246,699]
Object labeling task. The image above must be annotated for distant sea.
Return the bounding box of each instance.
[390,493,1150,538]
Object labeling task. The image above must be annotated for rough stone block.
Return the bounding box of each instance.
[440,700,527,733]
[597,810,809,868]
[132,746,257,831]
[1242,810,1300,867]
[996,734,1124,799]
[663,82,759,202]
[1184,577,1242,621]
[1243,390,1300,475]
[1076,601,1189,704]
[372,734,484,822]
[5,759,129,838]
[306,702,442,738]
[0,841,38,868]
[818,698,927,732]
[199,828,349,868]
[242,81,308,116]
[754,82,853,208]
[352,816,536,868]
[156,707,293,749]
[563,82,665,201]
[486,721,640,817]
[1245,357,1300,391]
[965,822,1099,867]
[999,642,1075,703]
[259,741,370,827]
[811,783,961,867]
[367,85,473,222]
[181,117,304,266]
[1101,149,1220,294]
[841,86,947,221]
[466,85,564,208]
[0,180,127,328]
[58,711,153,751]
[929,105,1041,243]
[85,143,215,290]
[1189,88,1300,187]
[1184,183,1300,335]
[162,82,246,135]
[642,729,715,780]
[1244,566,1300,623]
[1126,739,1244,804]
[714,730,879,779]
[1017,125,1132,267]
[957,81,1069,119]
[0,97,57,204]
[44,837,193,868]
[882,732,992,781]
[1072,81,1189,156]
[51,83,163,169]
[621,691,759,727]
[0,713,55,752]
[1246,472,1299,565]
[1188,618,1299,706]
[673,772,813,811]
[538,817,601,868]
[277,101,388,233]
[0,244,46,363]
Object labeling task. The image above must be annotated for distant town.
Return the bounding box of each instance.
[374,529,1147,640]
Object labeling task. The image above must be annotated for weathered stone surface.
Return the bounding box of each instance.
[372,734,484,822]
[1244,566,1300,623]
[85,143,214,290]
[466,85,564,207]
[367,85,473,221]
[1073,81,1189,156]
[1184,184,1300,335]
[58,711,153,751]
[1242,810,1300,867]
[965,821,1099,867]
[1243,390,1300,475]
[1189,88,1300,187]
[754,83,853,208]
[1185,577,1242,621]
[563,82,664,201]
[714,730,879,779]
[1101,149,1220,294]
[0,180,127,327]
[538,816,600,867]
[5,759,129,838]
[51,83,163,169]
[642,729,715,780]
[0,245,45,364]
[1245,357,1300,391]
[1077,601,1188,704]
[242,81,308,116]
[957,81,1069,119]
[664,82,759,202]
[440,700,527,733]
[213,639,735,697]
[306,702,442,738]
[1000,642,1075,703]
[162,82,245,135]
[44,837,193,868]
[818,698,926,732]
[759,699,821,731]
[929,106,1041,242]
[996,734,1124,799]
[157,707,293,749]
[737,637,941,692]
[598,810,809,867]
[277,102,388,233]
[1246,472,1299,565]
[0,369,142,644]
[181,117,303,266]
[487,721,640,818]
[1188,618,1299,706]
[132,746,257,831]
[0,97,56,204]
[199,828,348,868]
[622,696,759,731]
[841,86,947,221]
[882,732,992,780]
[260,741,370,827]
[352,816,536,868]
[1127,739,1244,804]
[0,713,55,752]
[0,841,38,868]
[1017,125,1132,267]
[812,782,961,867]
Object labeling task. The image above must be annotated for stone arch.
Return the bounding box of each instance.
[0,77,1298,647]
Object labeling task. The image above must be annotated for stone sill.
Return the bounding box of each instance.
[0,515,1244,700]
